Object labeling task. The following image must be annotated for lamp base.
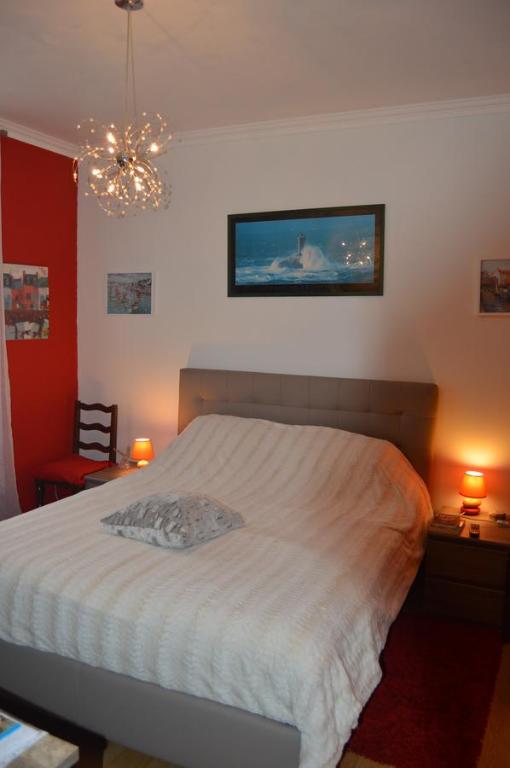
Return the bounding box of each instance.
[136,459,149,468]
[115,0,144,10]
[461,502,481,516]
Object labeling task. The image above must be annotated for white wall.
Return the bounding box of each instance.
[78,107,510,512]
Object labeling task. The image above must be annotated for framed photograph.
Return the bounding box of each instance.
[107,272,153,315]
[2,264,49,340]
[479,260,510,315]
[228,204,385,297]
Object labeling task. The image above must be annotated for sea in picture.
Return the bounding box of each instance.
[107,272,152,314]
[235,214,376,285]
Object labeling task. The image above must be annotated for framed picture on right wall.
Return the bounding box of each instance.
[479,259,510,315]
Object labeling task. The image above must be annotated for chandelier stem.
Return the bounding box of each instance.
[130,15,138,124]
[124,10,138,127]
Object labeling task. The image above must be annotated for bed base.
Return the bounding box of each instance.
[0,639,300,768]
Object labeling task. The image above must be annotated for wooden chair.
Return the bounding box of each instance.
[34,401,118,507]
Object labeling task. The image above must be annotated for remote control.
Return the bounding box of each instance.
[469,523,480,538]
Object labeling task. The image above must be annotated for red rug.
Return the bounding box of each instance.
[345,613,502,768]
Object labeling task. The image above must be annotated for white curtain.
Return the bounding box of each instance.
[0,139,21,519]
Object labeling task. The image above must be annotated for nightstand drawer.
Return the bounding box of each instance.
[425,577,505,627]
[426,540,508,588]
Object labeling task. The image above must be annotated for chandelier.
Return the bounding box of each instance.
[73,0,172,217]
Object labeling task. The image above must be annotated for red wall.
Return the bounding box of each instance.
[1,136,77,511]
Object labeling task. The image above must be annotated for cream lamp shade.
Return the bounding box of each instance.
[459,470,487,515]
[131,437,154,467]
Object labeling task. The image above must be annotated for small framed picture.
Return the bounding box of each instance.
[2,263,49,339]
[228,204,385,297]
[479,260,510,315]
[107,272,153,315]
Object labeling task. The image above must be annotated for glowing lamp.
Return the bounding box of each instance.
[131,437,154,468]
[459,470,487,515]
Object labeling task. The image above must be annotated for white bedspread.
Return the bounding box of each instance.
[0,415,432,768]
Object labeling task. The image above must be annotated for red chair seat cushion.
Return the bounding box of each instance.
[35,454,111,487]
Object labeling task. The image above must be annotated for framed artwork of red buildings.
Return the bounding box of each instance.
[3,264,49,339]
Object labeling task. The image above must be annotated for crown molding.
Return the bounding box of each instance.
[2,93,510,155]
[0,116,77,157]
[174,93,510,147]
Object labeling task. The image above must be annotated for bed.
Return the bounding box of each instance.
[0,368,438,768]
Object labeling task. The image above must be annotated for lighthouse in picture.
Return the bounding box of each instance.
[297,233,305,257]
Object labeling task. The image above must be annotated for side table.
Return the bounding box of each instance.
[84,465,138,490]
[0,711,78,768]
[424,518,510,639]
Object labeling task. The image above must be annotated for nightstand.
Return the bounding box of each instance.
[424,519,510,639]
[84,465,138,489]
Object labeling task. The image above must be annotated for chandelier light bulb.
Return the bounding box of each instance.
[73,0,172,218]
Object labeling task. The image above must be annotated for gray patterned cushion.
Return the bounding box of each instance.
[101,491,245,549]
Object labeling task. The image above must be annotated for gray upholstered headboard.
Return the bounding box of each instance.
[178,368,438,482]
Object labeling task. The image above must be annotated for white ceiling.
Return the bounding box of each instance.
[1,0,510,143]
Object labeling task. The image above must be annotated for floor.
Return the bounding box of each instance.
[104,744,391,768]
[103,647,510,768]
[478,645,510,768]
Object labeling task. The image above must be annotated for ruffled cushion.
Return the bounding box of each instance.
[35,454,111,487]
[102,491,245,549]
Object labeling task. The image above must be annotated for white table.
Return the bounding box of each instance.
[0,712,78,768]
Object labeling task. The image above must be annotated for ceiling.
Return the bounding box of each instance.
[1,0,510,143]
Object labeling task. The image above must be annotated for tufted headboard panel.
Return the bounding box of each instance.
[178,368,438,483]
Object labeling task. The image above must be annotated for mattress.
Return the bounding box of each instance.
[0,414,432,768]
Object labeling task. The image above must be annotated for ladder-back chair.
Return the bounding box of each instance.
[34,401,118,507]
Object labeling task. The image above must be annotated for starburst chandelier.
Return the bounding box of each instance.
[73,0,172,217]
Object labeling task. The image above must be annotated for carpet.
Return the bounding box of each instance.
[344,613,503,768]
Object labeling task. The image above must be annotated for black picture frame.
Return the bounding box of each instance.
[228,204,385,297]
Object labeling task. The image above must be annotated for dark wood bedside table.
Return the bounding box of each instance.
[424,519,510,639]
[84,465,138,489]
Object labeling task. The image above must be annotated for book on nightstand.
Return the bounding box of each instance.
[429,509,464,536]
[0,712,45,767]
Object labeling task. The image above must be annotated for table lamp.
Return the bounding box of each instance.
[459,470,487,515]
[131,437,154,468]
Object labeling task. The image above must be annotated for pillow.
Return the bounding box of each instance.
[101,491,244,549]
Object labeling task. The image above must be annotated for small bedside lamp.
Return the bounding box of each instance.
[131,437,154,468]
[459,470,487,515]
